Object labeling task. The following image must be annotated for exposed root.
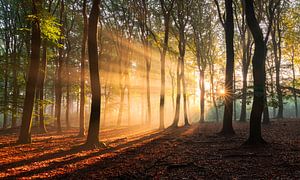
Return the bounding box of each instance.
[242,136,268,148]
[84,141,107,149]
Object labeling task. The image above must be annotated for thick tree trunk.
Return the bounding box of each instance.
[220,0,235,135]
[17,0,41,144]
[79,0,87,137]
[86,0,104,147]
[244,0,267,145]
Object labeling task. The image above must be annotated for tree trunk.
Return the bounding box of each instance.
[117,87,125,126]
[3,38,9,129]
[66,72,70,129]
[127,84,131,126]
[17,0,41,144]
[159,12,170,129]
[292,46,298,117]
[277,17,283,119]
[239,4,251,123]
[146,59,151,125]
[55,0,64,133]
[233,69,236,121]
[210,65,219,122]
[103,95,109,128]
[262,87,270,124]
[172,59,181,127]
[11,49,18,128]
[271,25,283,119]
[79,0,87,137]
[240,70,247,122]
[199,70,205,123]
[182,57,189,126]
[86,0,104,147]
[169,70,175,111]
[244,0,267,145]
[220,0,235,135]
[38,40,47,133]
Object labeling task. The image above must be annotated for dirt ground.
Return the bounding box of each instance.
[0,119,300,179]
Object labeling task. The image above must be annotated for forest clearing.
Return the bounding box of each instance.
[1,0,300,179]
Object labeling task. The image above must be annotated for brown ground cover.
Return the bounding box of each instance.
[0,120,300,179]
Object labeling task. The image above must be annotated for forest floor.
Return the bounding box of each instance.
[0,119,300,179]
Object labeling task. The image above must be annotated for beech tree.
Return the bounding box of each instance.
[85,0,105,147]
[215,0,235,135]
[18,0,41,144]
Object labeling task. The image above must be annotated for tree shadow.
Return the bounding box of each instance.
[54,126,192,179]
[2,126,190,179]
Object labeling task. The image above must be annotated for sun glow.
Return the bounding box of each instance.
[219,89,226,95]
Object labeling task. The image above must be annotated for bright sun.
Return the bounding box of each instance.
[219,89,226,95]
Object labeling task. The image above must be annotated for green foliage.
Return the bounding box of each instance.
[26,12,62,46]
[40,13,62,45]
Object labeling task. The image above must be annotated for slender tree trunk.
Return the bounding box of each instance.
[182,57,189,126]
[277,19,283,118]
[79,0,87,137]
[3,75,8,129]
[169,70,175,111]
[18,0,41,144]
[38,40,47,133]
[172,59,181,127]
[240,71,247,122]
[159,13,170,129]
[127,84,131,126]
[200,70,205,122]
[3,39,9,129]
[86,0,104,147]
[103,94,109,128]
[239,6,251,123]
[66,72,70,129]
[210,64,219,122]
[272,27,283,119]
[146,59,151,124]
[117,87,125,126]
[262,87,270,124]
[291,47,298,118]
[55,0,64,133]
[220,0,235,135]
[244,0,267,145]
[11,49,18,128]
[233,69,236,121]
